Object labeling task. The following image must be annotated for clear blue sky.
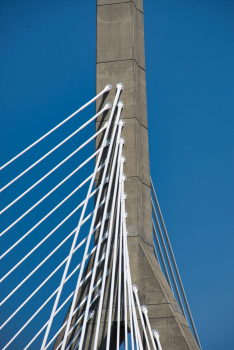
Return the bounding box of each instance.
[0,0,233,349]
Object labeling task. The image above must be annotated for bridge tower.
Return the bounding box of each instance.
[52,1,200,349]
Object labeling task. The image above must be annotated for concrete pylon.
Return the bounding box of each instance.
[95,1,199,349]
[53,1,199,349]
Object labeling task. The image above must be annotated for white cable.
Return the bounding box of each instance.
[0,84,111,171]
[93,127,124,350]
[1,158,105,238]
[25,276,104,350]
[0,189,106,282]
[121,162,128,350]
[152,199,187,319]
[0,148,99,218]
[122,210,143,350]
[40,83,123,350]
[153,242,161,266]
[1,176,105,262]
[117,190,123,350]
[0,231,107,330]
[1,144,104,217]
[0,105,109,193]
[152,329,163,350]
[127,262,143,350]
[152,220,172,290]
[124,238,142,350]
[65,309,95,350]
[133,285,151,350]
[1,120,107,195]
[141,306,157,350]
[2,252,106,350]
[151,178,201,349]
[105,141,123,350]
[1,228,76,306]
[72,98,124,350]
[121,175,135,350]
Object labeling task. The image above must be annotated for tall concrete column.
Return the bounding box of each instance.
[95,1,199,349]
[53,1,199,349]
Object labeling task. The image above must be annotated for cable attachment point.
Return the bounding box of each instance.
[116,82,124,90]
[106,268,111,276]
[152,329,160,339]
[117,100,124,109]
[105,139,110,147]
[104,120,109,127]
[105,175,110,183]
[88,310,95,320]
[122,173,127,182]
[125,210,128,219]
[104,230,109,239]
[141,305,148,315]
[132,284,138,293]
[119,118,125,127]
[105,212,111,220]
[97,288,102,297]
[123,192,127,200]
[104,102,112,110]
[120,137,125,145]
[121,155,126,163]
[104,84,112,92]
[126,229,129,236]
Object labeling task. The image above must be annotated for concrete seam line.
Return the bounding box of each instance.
[125,175,151,188]
[97,1,144,14]
[96,58,145,71]
[139,234,154,248]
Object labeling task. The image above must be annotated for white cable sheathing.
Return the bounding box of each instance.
[1,149,101,219]
[1,251,107,350]
[0,191,106,282]
[152,330,163,350]
[119,170,143,350]
[1,233,107,332]
[151,199,187,319]
[46,283,101,350]
[1,119,107,195]
[93,129,124,350]
[1,158,105,239]
[151,178,201,350]
[125,238,142,350]
[141,306,157,350]
[120,162,128,350]
[0,85,111,171]
[26,276,103,350]
[1,228,76,306]
[152,220,172,290]
[153,242,161,266]
[68,101,124,350]
[40,84,123,350]
[133,286,151,350]
[116,186,123,350]
[121,175,135,350]
[128,268,142,350]
[105,142,123,350]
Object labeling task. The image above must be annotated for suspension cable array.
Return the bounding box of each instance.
[0,82,199,350]
[151,178,202,349]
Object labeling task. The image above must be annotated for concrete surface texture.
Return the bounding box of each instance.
[95,1,200,349]
[53,1,200,349]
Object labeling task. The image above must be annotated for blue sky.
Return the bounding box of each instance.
[0,0,233,349]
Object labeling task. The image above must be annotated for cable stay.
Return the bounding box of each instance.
[0,82,200,350]
[0,85,111,171]
[151,178,202,349]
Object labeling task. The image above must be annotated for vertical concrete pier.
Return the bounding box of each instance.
[53,1,200,349]
[95,1,199,349]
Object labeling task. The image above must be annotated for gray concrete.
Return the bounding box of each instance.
[53,1,200,349]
